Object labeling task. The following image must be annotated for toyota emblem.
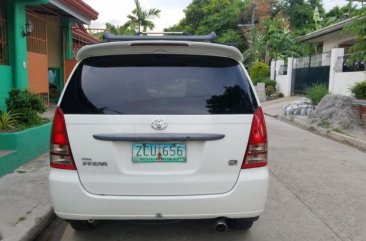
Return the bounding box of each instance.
[151,119,168,130]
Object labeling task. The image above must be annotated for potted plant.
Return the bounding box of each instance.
[350,80,366,126]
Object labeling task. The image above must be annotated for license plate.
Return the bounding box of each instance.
[132,143,186,163]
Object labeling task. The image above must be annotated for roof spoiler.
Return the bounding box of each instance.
[103,32,217,43]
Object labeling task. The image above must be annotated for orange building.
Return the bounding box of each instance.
[0,0,99,109]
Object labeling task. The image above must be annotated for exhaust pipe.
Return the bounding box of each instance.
[215,218,228,232]
[87,219,99,228]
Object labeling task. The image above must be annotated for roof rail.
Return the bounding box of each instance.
[103,31,217,43]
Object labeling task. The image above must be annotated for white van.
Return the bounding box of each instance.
[48,33,269,232]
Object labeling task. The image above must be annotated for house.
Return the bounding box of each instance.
[297,18,356,54]
[271,18,365,97]
[0,0,99,110]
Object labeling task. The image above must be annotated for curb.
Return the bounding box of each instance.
[18,208,55,241]
[0,153,54,241]
[264,113,366,152]
[3,208,55,241]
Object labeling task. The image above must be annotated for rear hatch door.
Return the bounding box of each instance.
[61,54,257,196]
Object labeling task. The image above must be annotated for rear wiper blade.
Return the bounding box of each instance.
[97,107,124,114]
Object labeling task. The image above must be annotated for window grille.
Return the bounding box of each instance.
[0,1,8,65]
[26,12,47,54]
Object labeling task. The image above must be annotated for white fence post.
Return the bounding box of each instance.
[256,83,267,102]
[286,57,294,97]
[270,60,275,80]
[275,60,284,80]
[329,48,345,93]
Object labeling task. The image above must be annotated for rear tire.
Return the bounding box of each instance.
[69,220,99,231]
[227,218,254,230]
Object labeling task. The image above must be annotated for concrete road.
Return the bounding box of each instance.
[39,117,366,241]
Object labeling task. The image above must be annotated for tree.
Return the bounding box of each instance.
[325,5,352,20]
[275,0,324,34]
[126,0,161,32]
[263,18,299,59]
[106,22,136,35]
[343,6,366,61]
[165,0,251,50]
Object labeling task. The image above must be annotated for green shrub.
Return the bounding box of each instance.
[263,79,276,88]
[306,84,329,105]
[252,76,276,88]
[350,80,366,99]
[6,89,46,126]
[250,62,270,81]
[265,85,276,97]
[251,77,262,86]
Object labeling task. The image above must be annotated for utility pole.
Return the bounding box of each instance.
[237,2,257,67]
[248,3,257,68]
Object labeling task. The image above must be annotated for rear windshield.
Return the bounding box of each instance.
[60,55,257,115]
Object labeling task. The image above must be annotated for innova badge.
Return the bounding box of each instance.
[151,119,168,130]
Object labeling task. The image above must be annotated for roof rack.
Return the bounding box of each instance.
[136,32,191,36]
[103,31,217,43]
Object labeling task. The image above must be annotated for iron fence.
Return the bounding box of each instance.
[293,52,331,69]
[71,24,100,59]
[292,52,331,94]
[334,53,365,72]
[278,65,288,75]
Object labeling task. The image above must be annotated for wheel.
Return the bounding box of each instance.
[69,220,99,231]
[227,218,254,230]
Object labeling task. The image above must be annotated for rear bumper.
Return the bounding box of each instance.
[49,168,269,220]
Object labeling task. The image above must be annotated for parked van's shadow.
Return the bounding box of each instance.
[59,219,253,241]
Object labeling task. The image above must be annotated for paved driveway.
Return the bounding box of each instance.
[39,117,366,241]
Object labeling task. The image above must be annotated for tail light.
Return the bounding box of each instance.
[50,107,76,170]
[242,107,268,169]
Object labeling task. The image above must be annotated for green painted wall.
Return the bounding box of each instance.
[0,122,51,176]
[5,0,49,91]
[62,18,73,60]
[60,18,73,90]
[0,65,12,111]
[9,2,28,89]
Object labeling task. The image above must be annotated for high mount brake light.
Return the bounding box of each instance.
[50,107,76,170]
[242,107,268,169]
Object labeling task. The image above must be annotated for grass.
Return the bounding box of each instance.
[0,111,19,132]
[332,128,344,134]
[318,119,331,128]
[0,119,49,133]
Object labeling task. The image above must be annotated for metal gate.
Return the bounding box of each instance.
[292,52,331,94]
[26,12,49,106]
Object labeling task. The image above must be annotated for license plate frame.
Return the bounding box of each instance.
[132,143,187,163]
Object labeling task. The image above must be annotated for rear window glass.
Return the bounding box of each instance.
[60,54,257,115]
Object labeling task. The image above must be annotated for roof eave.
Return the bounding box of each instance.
[297,18,353,43]
[49,0,98,24]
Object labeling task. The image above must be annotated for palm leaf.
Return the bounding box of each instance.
[127,0,161,32]
[0,111,19,132]
[146,8,161,18]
